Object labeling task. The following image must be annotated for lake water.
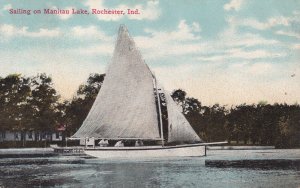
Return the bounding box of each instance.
[0,149,299,188]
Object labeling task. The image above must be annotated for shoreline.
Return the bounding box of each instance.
[0,148,56,158]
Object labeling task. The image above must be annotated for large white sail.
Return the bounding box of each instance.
[166,93,202,143]
[73,25,160,140]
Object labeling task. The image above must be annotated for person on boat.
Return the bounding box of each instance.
[103,139,109,147]
[99,139,109,147]
[98,139,105,147]
[135,140,144,146]
[114,140,124,147]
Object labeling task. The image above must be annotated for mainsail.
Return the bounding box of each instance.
[73,25,202,144]
[165,93,202,143]
[73,25,160,140]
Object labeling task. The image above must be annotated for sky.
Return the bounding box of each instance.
[0,0,299,106]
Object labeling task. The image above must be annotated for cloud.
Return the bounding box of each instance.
[194,16,285,62]
[134,20,203,59]
[84,0,161,21]
[0,24,61,39]
[71,25,114,42]
[240,18,270,30]
[0,4,11,16]
[223,32,279,48]
[276,30,300,39]
[268,16,290,27]
[224,0,245,11]
[125,1,161,21]
[69,25,114,56]
[192,22,201,32]
[132,17,283,63]
[197,48,285,62]
[221,17,280,47]
[74,44,114,56]
[228,48,285,59]
[3,4,12,11]
[292,44,300,50]
[153,60,300,106]
[145,20,201,41]
[217,17,278,44]
[227,16,291,31]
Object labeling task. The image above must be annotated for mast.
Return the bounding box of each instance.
[154,76,164,146]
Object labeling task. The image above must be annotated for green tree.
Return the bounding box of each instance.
[184,97,203,136]
[0,74,31,132]
[29,73,60,133]
[200,104,227,142]
[228,104,261,144]
[171,89,187,112]
[276,104,300,148]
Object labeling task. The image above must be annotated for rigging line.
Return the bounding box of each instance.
[154,76,164,146]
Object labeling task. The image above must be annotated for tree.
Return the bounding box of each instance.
[171,89,187,112]
[227,104,262,144]
[0,74,31,132]
[77,73,105,100]
[200,104,227,142]
[29,73,60,133]
[276,104,300,148]
[184,97,203,136]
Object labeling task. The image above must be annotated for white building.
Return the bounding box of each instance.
[0,130,64,142]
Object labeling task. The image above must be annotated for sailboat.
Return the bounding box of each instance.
[71,25,225,158]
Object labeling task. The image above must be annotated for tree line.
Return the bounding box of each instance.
[171,89,300,148]
[0,73,299,148]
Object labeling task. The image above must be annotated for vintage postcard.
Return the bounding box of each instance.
[0,0,299,187]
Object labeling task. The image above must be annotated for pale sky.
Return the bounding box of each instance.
[0,0,299,106]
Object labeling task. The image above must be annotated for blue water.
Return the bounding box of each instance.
[0,150,299,188]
